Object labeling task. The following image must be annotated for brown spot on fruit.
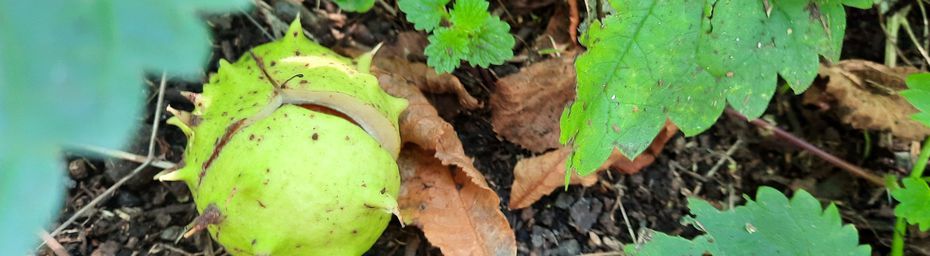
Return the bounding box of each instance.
[257,200,266,208]
[380,188,386,194]
[312,133,319,140]
[201,119,246,186]
[249,134,255,140]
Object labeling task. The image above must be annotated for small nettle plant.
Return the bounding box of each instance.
[397,0,515,73]
[891,73,930,256]
[331,0,515,73]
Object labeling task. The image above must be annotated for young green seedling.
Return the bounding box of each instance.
[398,0,514,73]
[157,18,408,255]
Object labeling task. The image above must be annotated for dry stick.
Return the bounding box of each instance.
[39,72,169,249]
[616,190,637,245]
[724,108,886,186]
[38,230,69,256]
[376,0,397,16]
[240,7,275,41]
[692,139,743,194]
[76,145,176,169]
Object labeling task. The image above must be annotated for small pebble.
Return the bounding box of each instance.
[160,226,184,241]
[116,191,143,207]
[554,193,574,209]
[570,198,603,233]
[68,160,88,180]
[155,213,172,228]
[90,241,120,256]
[554,239,581,255]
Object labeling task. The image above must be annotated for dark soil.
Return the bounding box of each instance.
[44,2,930,256]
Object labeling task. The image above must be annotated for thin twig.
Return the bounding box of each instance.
[38,230,69,256]
[39,72,169,249]
[880,8,919,68]
[73,145,176,169]
[725,108,886,186]
[579,252,623,256]
[240,7,275,41]
[614,184,637,244]
[704,138,743,178]
[691,139,743,194]
[900,16,930,66]
[917,0,929,60]
[376,0,396,16]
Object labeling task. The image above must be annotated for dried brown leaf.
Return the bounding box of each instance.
[398,146,516,256]
[508,122,677,209]
[340,32,481,109]
[491,51,578,152]
[806,60,930,140]
[379,73,516,255]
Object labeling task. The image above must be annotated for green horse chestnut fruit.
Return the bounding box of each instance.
[157,18,408,255]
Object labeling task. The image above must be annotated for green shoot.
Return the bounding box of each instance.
[398,0,514,73]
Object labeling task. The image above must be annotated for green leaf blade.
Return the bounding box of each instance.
[0,152,65,255]
[627,187,870,256]
[425,27,469,73]
[891,177,930,231]
[399,0,450,32]
[564,0,713,174]
[450,0,490,32]
[904,73,930,127]
[462,16,514,68]
[0,0,250,253]
[564,0,868,177]
[331,0,376,12]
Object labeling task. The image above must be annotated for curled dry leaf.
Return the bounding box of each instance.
[398,147,516,256]
[509,122,677,209]
[806,60,930,140]
[378,73,516,255]
[491,50,578,152]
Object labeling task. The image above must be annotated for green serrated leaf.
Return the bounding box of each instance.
[425,27,469,73]
[450,0,490,32]
[626,187,871,256]
[331,0,375,12]
[904,73,930,127]
[562,0,868,176]
[399,0,450,32]
[0,0,250,253]
[462,16,514,67]
[891,177,930,231]
[623,232,716,255]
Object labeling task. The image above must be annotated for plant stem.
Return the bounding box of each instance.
[911,138,930,178]
[724,108,886,186]
[890,137,930,256]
